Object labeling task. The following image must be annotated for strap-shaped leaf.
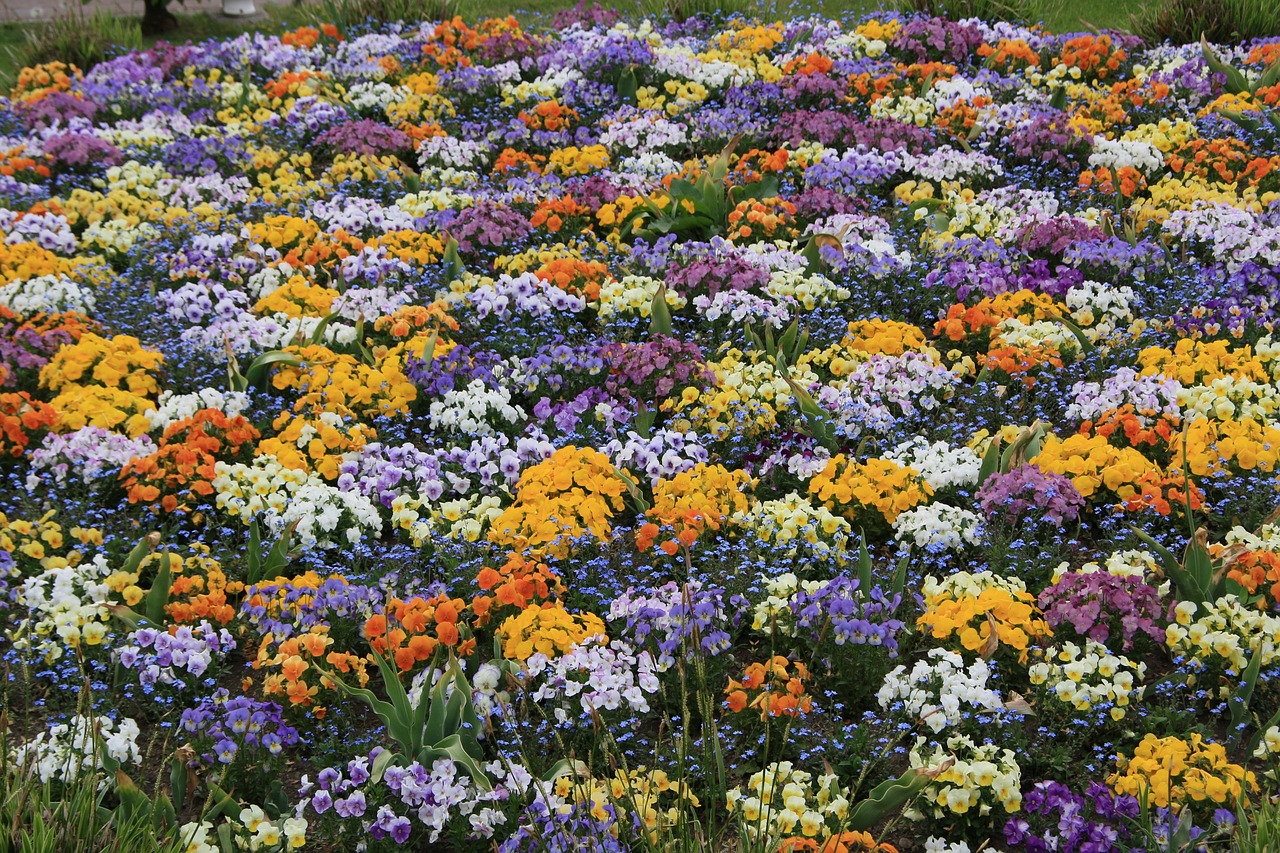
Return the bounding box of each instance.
[243,351,303,391]
[1229,643,1267,747]
[307,312,341,346]
[1201,36,1252,96]
[845,767,931,830]
[420,734,492,791]
[977,433,1002,487]
[145,550,172,625]
[650,283,673,336]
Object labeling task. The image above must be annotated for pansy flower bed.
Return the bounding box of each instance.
[3,7,1280,852]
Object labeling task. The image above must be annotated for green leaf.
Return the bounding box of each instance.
[1245,704,1280,758]
[169,754,188,810]
[370,748,400,784]
[145,551,172,625]
[977,434,1002,488]
[634,407,656,439]
[1048,86,1068,111]
[442,236,464,283]
[1129,526,1192,592]
[614,466,651,513]
[650,283,673,337]
[1256,56,1280,92]
[616,68,638,105]
[243,351,303,391]
[776,319,799,366]
[845,767,931,831]
[247,519,262,584]
[1182,529,1215,601]
[1201,35,1252,96]
[307,312,341,346]
[856,530,873,600]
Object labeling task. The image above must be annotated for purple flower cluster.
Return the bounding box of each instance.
[976,464,1087,527]
[18,92,100,129]
[790,576,905,654]
[446,200,532,255]
[0,314,76,390]
[314,120,412,159]
[117,621,235,690]
[601,334,712,414]
[43,132,124,171]
[664,247,770,301]
[891,17,986,64]
[239,577,382,642]
[1004,780,1138,853]
[550,1,621,32]
[179,689,300,767]
[499,801,627,853]
[405,342,504,397]
[1037,572,1164,652]
[608,581,733,670]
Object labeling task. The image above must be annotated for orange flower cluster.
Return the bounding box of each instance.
[784,52,834,76]
[933,290,1061,344]
[0,146,50,181]
[732,148,790,183]
[1078,165,1148,198]
[978,38,1041,71]
[1079,407,1180,453]
[727,196,797,242]
[257,625,368,715]
[529,195,592,234]
[162,547,243,625]
[364,593,475,672]
[264,70,326,102]
[119,410,259,512]
[983,342,1064,387]
[935,96,992,138]
[1226,549,1280,609]
[279,24,340,48]
[1052,33,1126,80]
[780,833,899,853]
[725,656,813,719]
[473,550,564,628]
[0,392,57,456]
[532,257,607,302]
[518,100,578,132]
[1166,138,1280,189]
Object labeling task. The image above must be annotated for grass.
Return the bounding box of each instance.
[0,0,1171,93]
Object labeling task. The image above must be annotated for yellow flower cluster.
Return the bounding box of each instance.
[1109,733,1255,809]
[726,761,850,844]
[1137,338,1272,385]
[0,241,86,283]
[808,455,933,525]
[1028,639,1145,720]
[917,571,1050,663]
[733,493,850,562]
[1178,417,1280,477]
[639,463,751,554]
[39,333,163,437]
[907,734,1023,819]
[499,602,606,661]
[669,348,807,439]
[256,411,377,479]
[546,145,610,176]
[271,345,417,418]
[554,767,700,841]
[1033,433,1164,500]
[799,319,938,378]
[488,447,628,557]
[252,275,339,318]
[1166,595,1280,675]
[0,510,99,576]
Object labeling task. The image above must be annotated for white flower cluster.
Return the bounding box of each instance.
[923,570,1028,602]
[0,209,78,254]
[597,274,687,320]
[886,438,981,491]
[417,134,491,170]
[344,81,407,113]
[13,553,115,662]
[1066,368,1182,426]
[117,621,236,690]
[411,493,505,545]
[600,112,689,153]
[1029,639,1145,720]
[807,213,913,277]
[870,94,935,127]
[13,715,141,783]
[147,388,251,431]
[428,378,526,437]
[1178,375,1280,423]
[454,272,586,320]
[1162,203,1280,274]
[604,428,708,485]
[177,809,307,853]
[726,762,850,844]
[27,427,157,487]
[212,455,383,549]
[525,636,660,722]
[734,493,850,561]
[892,505,983,552]
[1088,135,1165,174]
[80,218,159,258]
[395,186,476,216]
[765,270,850,311]
[907,733,1022,819]
[0,273,96,315]
[614,151,685,183]
[750,572,823,635]
[1065,280,1137,343]
[994,317,1078,354]
[878,649,1003,734]
[693,288,792,328]
[903,145,1003,183]
[1166,595,1280,676]
[95,159,169,196]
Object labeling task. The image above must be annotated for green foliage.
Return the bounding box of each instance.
[9,8,142,77]
[303,0,462,31]
[1234,788,1280,853]
[324,650,492,790]
[644,0,751,24]
[623,135,778,242]
[245,519,299,586]
[1132,0,1280,46]
[893,0,1033,24]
